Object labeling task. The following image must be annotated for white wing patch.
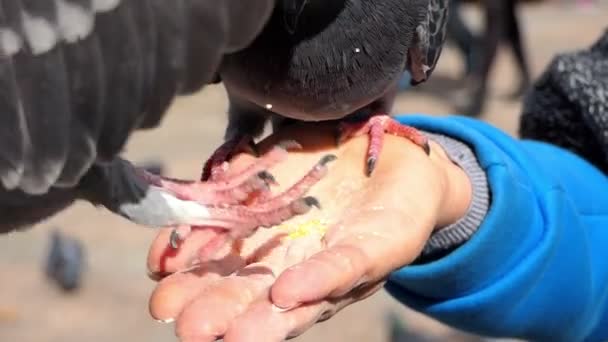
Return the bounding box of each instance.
[0,0,121,57]
[57,0,95,44]
[92,0,121,13]
[0,28,23,56]
[21,12,59,55]
[157,191,212,225]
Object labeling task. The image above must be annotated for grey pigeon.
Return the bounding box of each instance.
[0,0,329,239]
[208,0,449,179]
[45,229,85,292]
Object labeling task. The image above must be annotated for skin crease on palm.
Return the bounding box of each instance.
[146,122,472,342]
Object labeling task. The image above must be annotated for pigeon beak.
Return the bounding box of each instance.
[282,0,309,34]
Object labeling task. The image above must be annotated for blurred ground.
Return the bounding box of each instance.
[1,2,606,342]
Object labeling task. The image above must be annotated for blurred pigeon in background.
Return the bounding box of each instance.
[446,0,531,116]
[44,229,85,292]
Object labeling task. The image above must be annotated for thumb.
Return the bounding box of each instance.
[270,209,434,309]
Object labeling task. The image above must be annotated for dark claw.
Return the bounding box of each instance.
[248,139,260,157]
[257,171,278,186]
[304,196,322,210]
[366,157,377,177]
[422,141,431,155]
[319,154,338,166]
[334,126,344,146]
[278,140,303,151]
[169,229,181,249]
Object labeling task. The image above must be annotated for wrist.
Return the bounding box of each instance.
[429,141,473,229]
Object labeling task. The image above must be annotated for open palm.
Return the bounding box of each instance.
[146,123,471,342]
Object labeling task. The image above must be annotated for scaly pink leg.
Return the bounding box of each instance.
[201,135,257,182]
[143,142,297,206]
[338,114,430,176]
[190,154,337,262]
[163,138,337,260]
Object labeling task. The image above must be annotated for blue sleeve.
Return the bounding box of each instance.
[386,114,608,342]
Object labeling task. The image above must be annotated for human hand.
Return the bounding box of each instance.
[146,122,472,341]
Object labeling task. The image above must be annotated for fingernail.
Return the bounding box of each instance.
[175,259,201,274]
[187,256,202,268]
[271,303,299,313]
[272,304,295,313]
[147,269,171,281]
[147,270,161,281]
[352,277,370,290]
[156,318,175,324]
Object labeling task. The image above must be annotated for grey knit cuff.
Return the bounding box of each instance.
[420,132,490,257]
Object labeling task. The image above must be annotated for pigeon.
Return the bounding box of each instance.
[45,229,85,292]
[449,0,531,116]
[205,0,449,186]
[0,0,331,251]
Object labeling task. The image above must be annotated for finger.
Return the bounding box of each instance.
[271,211,430,309]
[175,265,276,341]
[149,259,240,322]
[149,229,289,326]
[174,231,315,341]
[283,281,386,340]
[226,279,386,342]
[147,226,239,277]
[270,242,370,309]
[222,299,327,342]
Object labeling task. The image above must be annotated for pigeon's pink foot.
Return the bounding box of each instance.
[161,138,337,261]
[189,154,337,262]
[201,135,258,182]
[338,114,430,176]
[141,141,296,207]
